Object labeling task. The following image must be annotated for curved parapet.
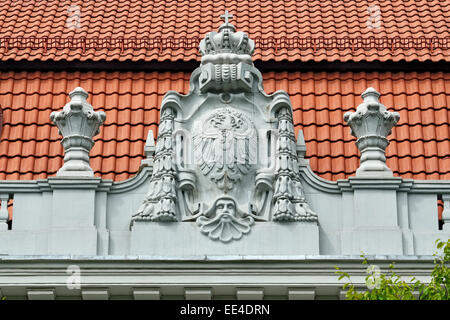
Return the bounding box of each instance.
[108,166,153,194]
[298,163,341,194]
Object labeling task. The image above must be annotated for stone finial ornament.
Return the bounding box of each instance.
[50,87,106,177]
[198,10,255,93]
[132,12,317,241]
[344,87,400,177]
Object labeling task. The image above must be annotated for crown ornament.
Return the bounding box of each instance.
[197,11,257,93]
[199,11,255,59]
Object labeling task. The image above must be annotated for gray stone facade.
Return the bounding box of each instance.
[0,13,448,299]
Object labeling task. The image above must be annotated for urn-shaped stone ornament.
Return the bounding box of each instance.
[50,87,106,177]
[344,87,400,177]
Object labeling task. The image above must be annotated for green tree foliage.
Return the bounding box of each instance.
[335,238,449,300]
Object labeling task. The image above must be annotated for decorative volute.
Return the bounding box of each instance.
[50,87,106,177]
[344,87,400,177]
[132,12,318,242]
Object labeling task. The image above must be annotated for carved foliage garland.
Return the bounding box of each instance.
[272,108,318,222]
[132,107,178,222]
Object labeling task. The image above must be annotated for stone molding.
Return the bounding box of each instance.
[0,164,449,195]
[0,255,436,299]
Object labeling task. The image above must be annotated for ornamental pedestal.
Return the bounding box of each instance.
[342,89,404,255]
[47,87,107,255]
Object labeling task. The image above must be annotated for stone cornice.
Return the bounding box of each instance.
[408,180,450,193]
[0,166,448,195]
[46,177,103,189]
[0,180,42,193]
[0,254,436,263]
[0,255,435,299]
[340,177,403,190]
[299,164,450,194]
[0,255,435,278]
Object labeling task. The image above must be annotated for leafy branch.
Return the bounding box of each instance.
[335,238,449,300]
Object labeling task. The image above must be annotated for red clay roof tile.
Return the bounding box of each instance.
[0,70,448,181]
[0,1,448,63]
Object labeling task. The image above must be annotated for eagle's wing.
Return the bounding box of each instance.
[235,136,247,164]
[248,127,257,166]
[193,121,221,175]
[234,126,257,174]
[223,131,233,169]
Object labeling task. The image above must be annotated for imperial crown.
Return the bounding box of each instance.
[199,11,255,60]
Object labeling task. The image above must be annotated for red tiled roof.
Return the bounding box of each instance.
[0,71,448,182]
[0,0,448,63]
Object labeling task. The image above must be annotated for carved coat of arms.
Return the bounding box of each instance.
[131,12,318,242]
[193,108,257,192]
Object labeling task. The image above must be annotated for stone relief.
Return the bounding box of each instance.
[196,197,254,242]
[193,108,257,192]
[131,11,318,242]
[132,108,178,222]
[272,108,317,222]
